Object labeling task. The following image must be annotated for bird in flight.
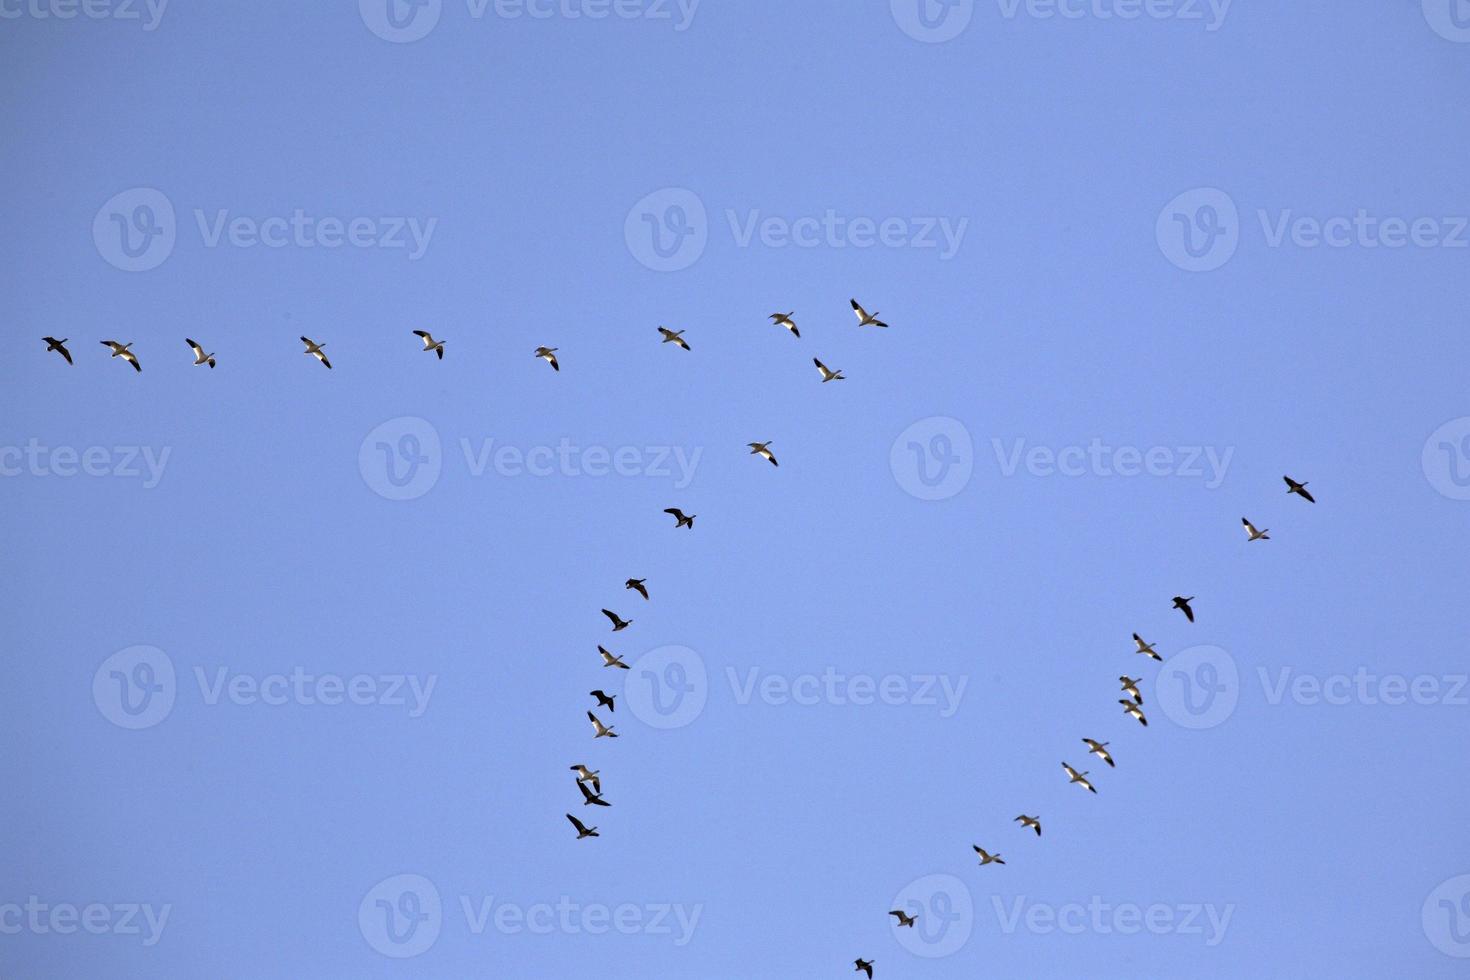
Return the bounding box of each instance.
[587,711,617,738]
[1284,475,1315,503]
[1014,814,1041,836]
[1062,762,1097,793]
[625,578,649,600]
[590,689,616,712]
[813,358,845,382]
[577,780,611,807]
[299,336,331,369]
[664,507,695,529]
[570,764,600,794]
[412,330,445,359]
[769,312,799,338]
[598,646,629,670]
[973,845,1006,866]
[1132,633,1162,661]
[1120,698,1148,727]
[566,813,599,839]
[101,340,141,372]
[601,608,632,632]
[888,909,916,927]
[535,346,559,371]
[1172,596,1196,622]
[1083,738,1115,767]
[850,298,888,328]
[748,441,778,466]
[657,326,691,350]
[853,959,874,979]
[185,338,216,369]
[1242,518,1270,541]
[1119,675,1143,704]
[42,337,73,365]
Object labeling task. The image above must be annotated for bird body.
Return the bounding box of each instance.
[854,958,874,978]
[1063,762,1097,793]
[1083,738,1115,767]
[300,336,331,369]
[850,298,888,328]
[1242,517,1270,541]
[1015,814,1041,836]
[412,330,445,359]
[185,338,216,368]
[1132,633,1162,661]
[577,780,611,807]
[43,337,73,364]
[748,442,778,466]
[769,312,799,338]
[888,910,916,927]
[625,578,649,600]
[602,608,632,632]
[1120,698,1148,726]
[598,646,629,670]
[570,764,601,794]
[813,358,845,382]
[566,813,598,839]
[657,326,690,350]
[1172,596,1196,622]
[1284,476,1315,503]
[664,507,695,528]
[973,845,1005,866]
[101,340,141,372]
[535,346,559,371]
[590,689,616,712]
[587,711,617,738]
[1120,675,1143,704]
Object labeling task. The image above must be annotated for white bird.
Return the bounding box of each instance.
[657,326,690,350]
[850,298,888,328]
[412,330,445,359]
[1132,632,1162,661]
[566,813,599,839]
[769,312,799,338]
[1062,762,1097,794]
[535,346,559,371]
[587,711,617,738]
[300,336,331,369]
[185,338,215,368]
[1242,517,1270,541]
[570,764,601,794]
[1083,738,1115,768]
[748,442,778,466]
[972,845,1005,866]
[598,645,629,670]
[1120,698,1148,727]
[100,340,141,372]
[813,358,845,382]
[1014,814,1041,836]
[1119,675,1143,704]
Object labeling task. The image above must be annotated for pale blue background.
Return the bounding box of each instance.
[3,1,1469,976]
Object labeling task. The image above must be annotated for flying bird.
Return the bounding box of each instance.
[590,690,616,712]
[598,646,629,670]
[973,845,1005,866]
[888,910,916,928]
[1172,596,1196,622]
[1062,762,1097,793]
[42,337,72,364]
[1120,698,1148,727]
[185,338,215,368]
[570,764,601,794]
[299,336,331,369]
[657,326,690,350]
[1242,517,1270,541]
[853,959,874,979]
[664,507,695,529]
[769,312,799,338]
[1132,633,1162,661]
[748,441,778,466]
[566,813,599,839]
[587,711,617,738]
[1014,814,1041,836]
[535,346,559,371]
[577,780,611,807]
[601,608,632,632]
[813,357,845,382]
[1120,675,1143,704]
[1083,738,1115,767]
[625,578,649,600]
[412,330,445,359]
[850,298,888,328]
[100,340,141,372]
[1284,475,1315,503]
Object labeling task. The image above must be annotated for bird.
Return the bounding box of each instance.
[1284,475,1315,503]
[1062,762,1097,793]
[1132,633,1162,661]
[664,507,695,529]
[1172,596,1196,622]
[1242,517,1270,541]
[1083,738,1115,767]
[570,764,601,794]
[587,711,617,738]
[535,346,559,371]
[748,442,778,466]
[42,337,72,365]
[769,312,799,338]
[299,336,331,369]
[598,646,629,670]
[412,330,445,359]
[850,298,888,328]
[1014,814,1041,836]
[657,326,690,350]
[590,690,616,712]
[601,608,632,632]
[1119,675,1143,704]
[973,845,1005,866]
[577,780,611,807]
[566,813,599,839]
[1120,698,1148,727]
[185,338,215,368]
[100,340,141,372]
[853,959,874,979]
[625,578,649,600]
[813,357,845,382]
[888,910,916,928]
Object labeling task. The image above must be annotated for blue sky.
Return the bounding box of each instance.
[4,1,1470,976]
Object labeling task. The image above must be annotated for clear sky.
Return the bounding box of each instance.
[4,1,1470,977]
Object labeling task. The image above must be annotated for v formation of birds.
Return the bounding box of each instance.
[46,299,1321,974]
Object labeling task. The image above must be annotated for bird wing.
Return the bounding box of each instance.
[413,330,429,339]
[566,813,588,833]
[850,299,866,320]
[601,609,621,626]
[55,343,73,364]
[319,354,332,369]
[186,338,204,357]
